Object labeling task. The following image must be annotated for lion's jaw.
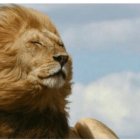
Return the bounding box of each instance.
[41,66,67,88]
[28,60,70,89]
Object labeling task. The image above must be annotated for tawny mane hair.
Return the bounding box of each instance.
[0,5,72,138]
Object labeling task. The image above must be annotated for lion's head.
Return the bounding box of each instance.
[0,5,72,112]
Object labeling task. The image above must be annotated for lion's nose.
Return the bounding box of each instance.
[53,54,68,67]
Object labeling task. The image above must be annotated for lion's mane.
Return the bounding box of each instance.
[0,5,72,138]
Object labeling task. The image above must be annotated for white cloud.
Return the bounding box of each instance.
[62,18,140,51]
[69,72,140,138]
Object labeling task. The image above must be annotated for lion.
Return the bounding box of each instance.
[0,5,118,138]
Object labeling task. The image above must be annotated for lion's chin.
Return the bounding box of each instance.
[42,76,65,88]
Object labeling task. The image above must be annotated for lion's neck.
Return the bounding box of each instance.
[26,87,69,112]
[0,82,71,138]
[0,82,70,113]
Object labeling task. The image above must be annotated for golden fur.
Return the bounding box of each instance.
[0,5,72,138]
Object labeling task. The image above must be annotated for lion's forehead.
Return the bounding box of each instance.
[21,28,63,48]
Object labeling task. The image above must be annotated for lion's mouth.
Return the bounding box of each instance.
[38,69,66,80]
[48,70,66,79]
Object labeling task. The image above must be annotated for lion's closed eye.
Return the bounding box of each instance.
[30,41,44,47]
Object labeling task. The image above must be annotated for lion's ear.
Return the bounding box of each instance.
[72,118,118,139]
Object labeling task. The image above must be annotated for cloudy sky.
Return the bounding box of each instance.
[20,4,140,138]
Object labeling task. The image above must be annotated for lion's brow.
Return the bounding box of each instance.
[42,30,63,46]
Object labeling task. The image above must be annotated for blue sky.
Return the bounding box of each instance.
[22,4,140,138]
